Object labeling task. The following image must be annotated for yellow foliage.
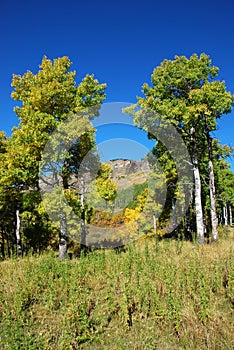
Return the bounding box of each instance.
[124,207,140,223]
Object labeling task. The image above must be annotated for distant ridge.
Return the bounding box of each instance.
[106,158,150,190]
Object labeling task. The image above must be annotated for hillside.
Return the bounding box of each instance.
[107,159,150,190]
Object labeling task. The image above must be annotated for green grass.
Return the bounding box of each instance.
[0,229,233,349]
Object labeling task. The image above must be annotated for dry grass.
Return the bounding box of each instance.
[0,227,233,349]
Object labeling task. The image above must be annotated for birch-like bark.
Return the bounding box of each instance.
[223,205,228,226]
[153,215,157,236]
[59,212,67,259]
[185,208,191,236]
[191,127,204,244]
[208,156,218,242]
[209,159,218,242]
[171,197,176,231]
[185,186,193,237]
[204,120,218,242]
[80,176,86,249]
[15,209,22,256]
[229,204,233,226]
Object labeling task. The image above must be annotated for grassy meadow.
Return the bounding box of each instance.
[0,228,233,349]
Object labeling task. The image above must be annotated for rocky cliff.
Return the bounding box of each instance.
[107,159,150,190]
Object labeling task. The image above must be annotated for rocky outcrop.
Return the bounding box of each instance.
[106,159,150,189]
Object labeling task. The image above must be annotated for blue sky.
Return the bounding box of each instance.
[0,0,233,168]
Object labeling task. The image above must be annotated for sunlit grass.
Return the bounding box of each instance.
[0,228,233,349]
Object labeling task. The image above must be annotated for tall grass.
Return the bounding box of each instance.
[0,229,233,349]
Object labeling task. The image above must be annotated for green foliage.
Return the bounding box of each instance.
[95,164,117,204]
[95,178,117,203]
[124,182,148,209]
[97,163,113,180]
[132,53,233,133]
[0,55,106,255]
[124,53,234,238]
[216,164,234,202]
[8,56,106,189]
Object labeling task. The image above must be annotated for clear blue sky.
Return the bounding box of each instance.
[0,0,233,168]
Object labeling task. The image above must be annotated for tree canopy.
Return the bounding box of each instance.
[0,53,233,258]
[124,53,234,242]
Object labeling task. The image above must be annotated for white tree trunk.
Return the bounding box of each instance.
[223,205,228,226]
[229,204,233,226]
[15,209,22,256]
[171,197,176,231]
[80,176,86,248]
[185,186,192,237]
[194,164,205,244]
[205,127,218,242]
[191,128,204,244]
[185,208,191,235]
[59,213,67,259]
[153,214,157,236]
[208,158,218,241]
